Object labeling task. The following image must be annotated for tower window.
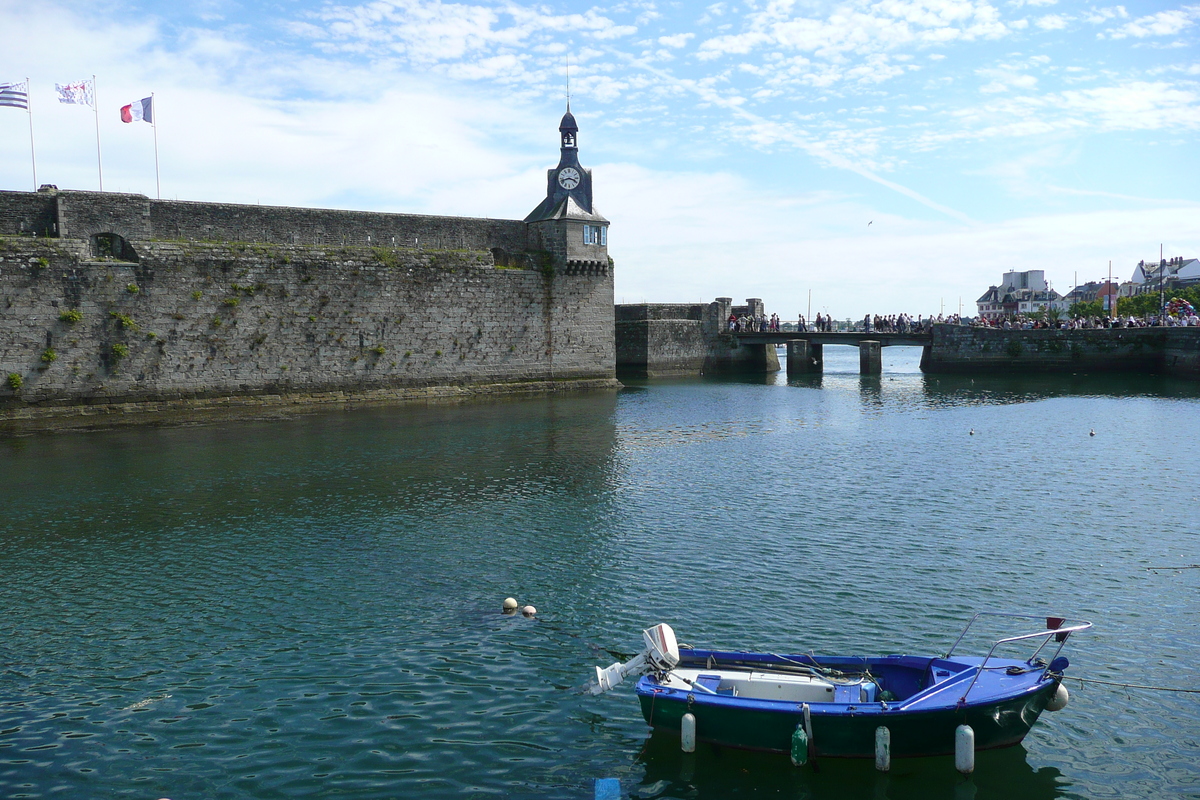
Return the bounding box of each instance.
[583,225,607,246]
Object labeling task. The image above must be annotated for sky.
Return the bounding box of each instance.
[1,0,1198,319]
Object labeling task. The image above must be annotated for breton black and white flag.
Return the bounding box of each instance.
[0,81,29,110]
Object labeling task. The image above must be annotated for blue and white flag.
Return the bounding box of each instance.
[0,81,28,110]
[56,80,94,106]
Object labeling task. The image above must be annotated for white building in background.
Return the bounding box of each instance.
[975,270,1061,320]
[1129,256,1200,294]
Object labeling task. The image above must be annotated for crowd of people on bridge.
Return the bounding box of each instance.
[728,313,785,332]
[796,314,835,332]
[860,313,961,333]
[729,304,1200,335]
[728,311,973,334]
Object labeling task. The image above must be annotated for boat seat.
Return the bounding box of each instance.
[695,674,723,694]
[832,681,879,704]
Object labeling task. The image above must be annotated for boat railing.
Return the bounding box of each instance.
[946,612,1093,705]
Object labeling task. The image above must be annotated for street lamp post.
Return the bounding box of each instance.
[1159,243,1165,325]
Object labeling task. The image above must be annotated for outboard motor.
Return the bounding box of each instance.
[590,623,680,695]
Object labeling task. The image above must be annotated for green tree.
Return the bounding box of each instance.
[1117,286,1200,318]
[1069,300,1104,318]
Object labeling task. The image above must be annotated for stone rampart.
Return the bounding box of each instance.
[0,227,615,432]
[0,191,56,238]
[922,325,1200,378]
[149,199,530,254]
[615,298,780,377]
[1,190,534,261]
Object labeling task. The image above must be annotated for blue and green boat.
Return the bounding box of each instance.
[591,613,1090,760]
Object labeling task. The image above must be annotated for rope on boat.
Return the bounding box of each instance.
[1069,676,1200,694]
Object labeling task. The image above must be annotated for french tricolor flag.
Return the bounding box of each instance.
[120,96,153,124]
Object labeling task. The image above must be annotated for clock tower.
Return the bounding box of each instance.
[525,104,609,273]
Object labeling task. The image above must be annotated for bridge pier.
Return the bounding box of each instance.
[786,340,822,374]
[859,340,882,375]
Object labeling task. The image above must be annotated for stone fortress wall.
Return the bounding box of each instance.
[0,189,616,431]
[615,298,779,377]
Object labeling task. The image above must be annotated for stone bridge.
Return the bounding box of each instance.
[733,330,933,374]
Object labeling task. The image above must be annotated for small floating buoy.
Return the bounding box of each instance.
[681,712,697,753]
[502,597,518,612]
[1090,429,1096,436]
[874,726,891,772]
[1046,683,1069,711]
[521,605,537,617]
[969,429,974,435]
[955,724,975,774]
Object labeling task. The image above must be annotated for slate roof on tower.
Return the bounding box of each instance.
[524,195,608,224]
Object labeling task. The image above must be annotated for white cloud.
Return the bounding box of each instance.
[297,0,637,65]
[658,32,695,48]
[1084,6,1129,24]
[696,0,1012,65]
[1035,13,1070,30]
[1104,6,1198,38]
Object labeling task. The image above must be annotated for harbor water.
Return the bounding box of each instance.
[2,346,1198,799]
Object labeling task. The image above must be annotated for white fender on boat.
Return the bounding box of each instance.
[1046,683,1069,711]
[681,713,697,753]
[955,725,975,774]
[875,726,891,772]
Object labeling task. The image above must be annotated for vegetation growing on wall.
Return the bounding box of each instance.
[110,312,140,332]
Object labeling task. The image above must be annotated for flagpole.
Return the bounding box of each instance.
[92,75,104,191]
[151,93,160,199]
[26,77,37,191]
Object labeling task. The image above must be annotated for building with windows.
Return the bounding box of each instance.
[1129,256,1200,295]
[975,270,1061,320]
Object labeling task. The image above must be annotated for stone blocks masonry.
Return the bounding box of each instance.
[0,189,617,431]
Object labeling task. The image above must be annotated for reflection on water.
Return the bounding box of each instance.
[634,729,1066,800]
[2,371,1199,799]
[777,345,1200,408]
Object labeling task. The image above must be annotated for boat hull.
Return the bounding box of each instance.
[637,678,1058,758]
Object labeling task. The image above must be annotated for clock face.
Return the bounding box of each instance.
[558,167,581,190]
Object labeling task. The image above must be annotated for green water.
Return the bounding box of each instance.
[2,347,1199,799]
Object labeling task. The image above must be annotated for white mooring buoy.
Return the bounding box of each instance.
[875,726,891,772]
[502,597,518,612]
[955,724,975,774]
[681,712,697,753]
[521,605,537,617]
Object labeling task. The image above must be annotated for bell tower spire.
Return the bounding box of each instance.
[559,103,578,152]
[523,104,609,272]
